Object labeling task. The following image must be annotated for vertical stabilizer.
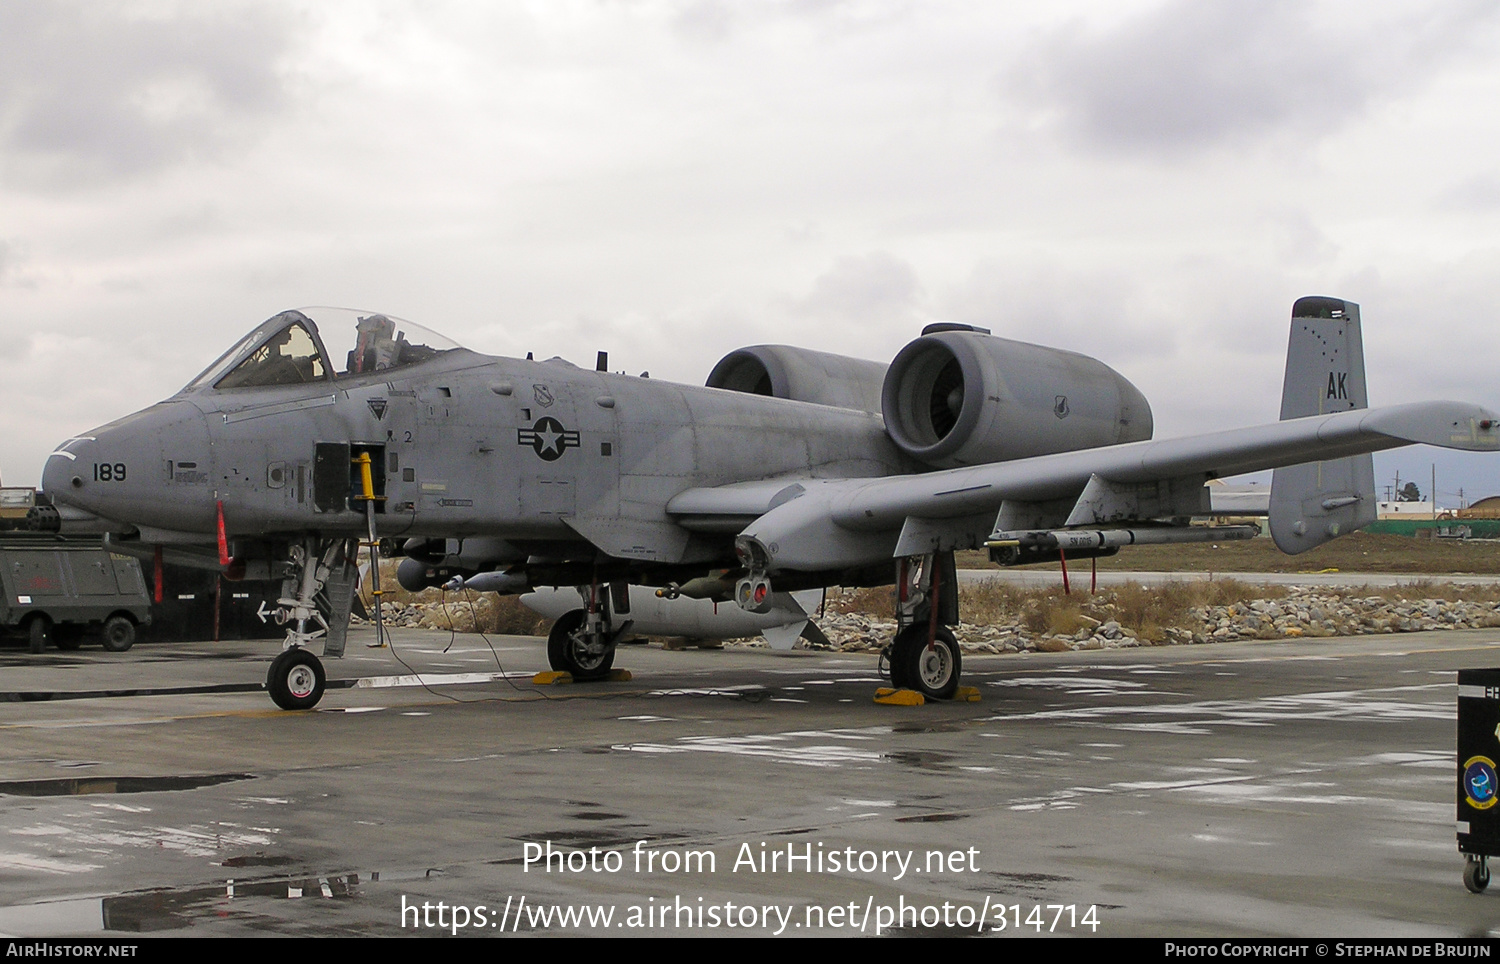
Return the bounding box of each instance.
[1269,297,1377,553]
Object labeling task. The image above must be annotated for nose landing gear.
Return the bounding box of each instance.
[263,537,354,710]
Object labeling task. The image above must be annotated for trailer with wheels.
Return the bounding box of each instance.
[0,543,152,653]
[1456,669,1500,892]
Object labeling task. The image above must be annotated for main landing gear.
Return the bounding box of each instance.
[881,552,962,701]
[736,540,966,701]
[546,581,633,681]
[889,623,961,700]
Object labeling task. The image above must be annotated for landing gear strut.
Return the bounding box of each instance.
[882,551,962,700]
[546,581,631,681]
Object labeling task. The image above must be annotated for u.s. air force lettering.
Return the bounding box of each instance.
[518,416,580,461]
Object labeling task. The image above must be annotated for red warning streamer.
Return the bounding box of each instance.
[216,500,230,567]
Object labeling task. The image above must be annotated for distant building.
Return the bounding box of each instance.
[1377,501,1436,519]
[1457,496,1500,519]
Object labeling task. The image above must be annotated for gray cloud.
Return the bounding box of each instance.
[1433,174,1500,213]
[667,0,915,47]
[1007,0,1497,154]
[789,251,926,328]
[671,1,737,43]
[939,259,1176,362]
[0,3,297,189]
[0,237,38,290]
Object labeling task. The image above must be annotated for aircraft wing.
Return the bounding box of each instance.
[827,400,1497,528]
[668,399,1499,572]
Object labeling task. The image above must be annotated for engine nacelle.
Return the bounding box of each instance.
[881,328,1152,468]
[706,345,888,413]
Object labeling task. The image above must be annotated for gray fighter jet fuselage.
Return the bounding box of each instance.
[56,330,904,559]
[40,299,1500,709]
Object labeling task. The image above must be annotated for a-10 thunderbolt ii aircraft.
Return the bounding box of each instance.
[38,297,1500,709]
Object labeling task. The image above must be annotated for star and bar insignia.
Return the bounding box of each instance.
[517,416,580,461]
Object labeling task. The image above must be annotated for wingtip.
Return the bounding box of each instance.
[1362,401,1500,451]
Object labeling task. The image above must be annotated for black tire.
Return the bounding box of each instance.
[547,610,615,681]
[883,642,909,691]
[890,623,961,700]
[1466,858,1490,894]
[27,615,51,655]
[101,616,136,653]
[266,648,326,711]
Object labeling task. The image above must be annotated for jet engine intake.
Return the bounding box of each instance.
[880,329,1153,468]
[706,345,888,413]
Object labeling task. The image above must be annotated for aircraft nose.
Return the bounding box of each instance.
[42,436,98,509]
[42,401,214,533]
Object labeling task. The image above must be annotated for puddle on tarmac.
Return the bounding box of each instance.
[220,854,298,868]
[892,721,966,734]
[881,922,988,937]
[0,773,254,797]
[989,870,1073,884]
[508,829,683,849]
[883,750,957,771]
[0,873,363,934]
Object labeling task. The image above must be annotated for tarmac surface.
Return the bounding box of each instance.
[960,568,1500,588]
[2,622,1500,938]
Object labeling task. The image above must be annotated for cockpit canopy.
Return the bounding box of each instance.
[183,308,464,392]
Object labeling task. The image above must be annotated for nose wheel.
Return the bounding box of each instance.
[267,648,326,710]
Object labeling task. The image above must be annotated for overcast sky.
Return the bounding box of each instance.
[4,0,1499,503]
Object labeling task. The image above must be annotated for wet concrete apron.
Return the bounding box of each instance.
[1,627,1498,937]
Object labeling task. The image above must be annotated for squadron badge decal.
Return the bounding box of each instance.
[518,416,580,461]
[1464,755,1498,810]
